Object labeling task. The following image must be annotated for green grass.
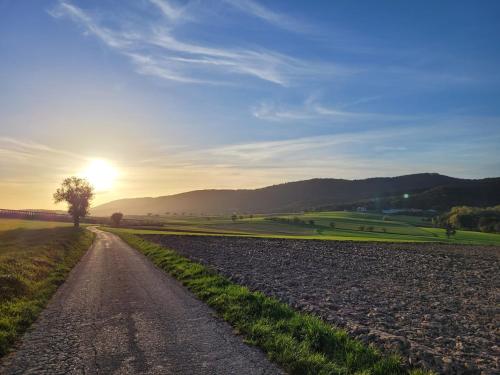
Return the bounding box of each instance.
[108,226,429,242]
[113,223,500,245]
[278,212,430,235]
[420,227,500,245]
[107,228,432,375]
[121,211,500,245]
[0,219,94,356]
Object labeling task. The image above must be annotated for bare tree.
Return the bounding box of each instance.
[53,176,94,227]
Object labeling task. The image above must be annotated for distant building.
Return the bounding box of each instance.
[356,206,368,212]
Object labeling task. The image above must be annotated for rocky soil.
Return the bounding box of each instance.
[143,234,500,375]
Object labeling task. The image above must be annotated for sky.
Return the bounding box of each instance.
[1,0,500,209]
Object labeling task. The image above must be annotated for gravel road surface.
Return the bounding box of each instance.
[145,234,500,375]
[0,229,282,375]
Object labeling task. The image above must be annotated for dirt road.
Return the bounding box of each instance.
[0,228,282,374]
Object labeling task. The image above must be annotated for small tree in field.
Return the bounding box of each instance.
[110,212,124,226]
[445,223,456,239]
[53,176,94,227]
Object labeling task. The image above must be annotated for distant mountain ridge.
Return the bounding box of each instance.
[91,173,500,216]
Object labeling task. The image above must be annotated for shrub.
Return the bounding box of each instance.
[110,212,123,226]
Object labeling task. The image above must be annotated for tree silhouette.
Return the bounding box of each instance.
[53,176,94,227]
[110,212,124,226]
[445,223,456,239]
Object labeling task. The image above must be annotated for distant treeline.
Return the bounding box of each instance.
[435,206,500,233]
[267,216,316,226]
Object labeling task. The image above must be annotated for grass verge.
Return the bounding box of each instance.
[0,226,94,356]
[108,228,432,375]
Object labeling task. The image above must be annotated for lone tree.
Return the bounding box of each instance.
[110,212,124,226]
[445,223,456,239]
[53,176,94,227]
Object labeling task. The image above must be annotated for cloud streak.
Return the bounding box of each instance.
[49,1,342,86]
[150,0,189,22]
[47,0,488,92]
[0,137,84,162]
[252,96,417,123]
[223,0,311,33]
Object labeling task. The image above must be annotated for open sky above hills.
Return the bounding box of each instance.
[1,0,500,209]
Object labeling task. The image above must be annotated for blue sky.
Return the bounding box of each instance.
[1,0,499,208]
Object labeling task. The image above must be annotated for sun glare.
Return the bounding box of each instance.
[82,159,117,192]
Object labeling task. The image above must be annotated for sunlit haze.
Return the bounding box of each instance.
[81,159,118,192]
[1,0,499,210]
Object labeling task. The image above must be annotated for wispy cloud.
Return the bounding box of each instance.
[49,1,342,86]
[149,0,189,22]
[167,120,500,180]
[2,122,498,209]
[252,96,416,123]
[0,137,89,187]
[47,1,488,92]
[48,2,136,49]
[223,0,311,33]
[125,52,217,84]
[0,137,84,161]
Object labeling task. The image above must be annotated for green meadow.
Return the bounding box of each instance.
[0,218,94,356]
[119,211,500,245]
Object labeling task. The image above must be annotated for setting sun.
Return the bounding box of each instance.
[82,159,117,192]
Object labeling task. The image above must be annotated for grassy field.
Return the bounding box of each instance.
[107,228,431,375]
[0,218,94,356]
[117,211,500,245]
[0,218,74,231]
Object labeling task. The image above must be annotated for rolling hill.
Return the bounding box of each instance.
[367,178,500,211]
[91,173,500,216]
